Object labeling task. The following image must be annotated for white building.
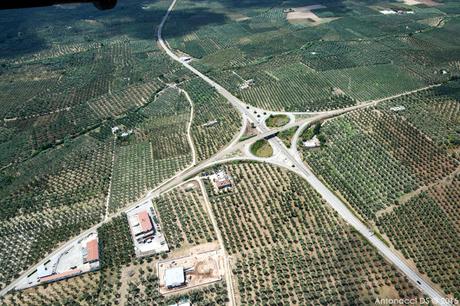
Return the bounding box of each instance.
[164,267,185,288]
[202,120,218,127]
[169,301,191,306]
[239,79,255,90]
[303,135,321,148]
[390,106,406,112]
[380,9,396,15]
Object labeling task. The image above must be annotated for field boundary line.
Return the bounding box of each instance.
[104,138,116,221]
[178,88,197,165]
[197,177,235,306]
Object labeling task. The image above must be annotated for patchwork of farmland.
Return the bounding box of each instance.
[153,182,217,250]
[205,162,422,305]
[377,174,460,300]
[301,105,459,298]
[0,0,192,168]
[180,78,241,161]
[165,0,460,111]
[108,87,194,212]
[0,0,198,293]
[0,136,112,290]
[378,81,460,148]
[302,108,457,220]
[1,0,460,303]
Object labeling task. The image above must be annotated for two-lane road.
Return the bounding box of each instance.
[157,1,451,304]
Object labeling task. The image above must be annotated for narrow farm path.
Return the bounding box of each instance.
[197,178,236,306]
[103,138,117,221]
[0,1,452,304]
[157,0,451,304]
[178,87,197,165]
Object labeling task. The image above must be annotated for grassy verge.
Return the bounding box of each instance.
[265,114,290,128]
[250,139,273,158]
[278,126,298,148]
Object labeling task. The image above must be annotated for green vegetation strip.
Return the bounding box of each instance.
[265,114,290,128]
[250,139,273,158]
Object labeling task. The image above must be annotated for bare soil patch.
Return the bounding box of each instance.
[401,0,441,6]
[158,243,224,295]
[285,4,338,25]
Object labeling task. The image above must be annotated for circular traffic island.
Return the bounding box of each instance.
[250,139,273,158]
[265,114,290,128]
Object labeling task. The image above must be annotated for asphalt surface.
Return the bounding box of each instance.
[157,1,451,304]
[0,1,450,304]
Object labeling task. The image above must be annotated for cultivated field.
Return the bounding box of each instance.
[205,162,422,305]
[378,81,460,148]
[164,0,460,112]
[301,105,459,298]
[1,0,460,303]
[377,174,460,300]
[302,108,457,219]
[108,87,193,212]
[0,0,197,293]
[0,136,112,290]
[153,182,217,251]
[180,78,241,161]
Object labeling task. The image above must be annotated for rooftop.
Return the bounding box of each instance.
[40,269,82,283]
[215,178,232,189]
[164,266,185,288]
[138,210,153,232]
[84,239,99,263]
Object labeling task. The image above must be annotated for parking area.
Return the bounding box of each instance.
[16,232,100,290]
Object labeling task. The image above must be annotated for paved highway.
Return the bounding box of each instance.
[0,1,449,304]
[158,0,451,304]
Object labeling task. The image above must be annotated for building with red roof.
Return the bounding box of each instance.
[83,239,99,263]
[138,210,153,232]
[40,269,82,284]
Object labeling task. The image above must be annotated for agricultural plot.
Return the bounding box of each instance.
[0,269,102,306]
[206,162,422,305]
[352,110,457,184]
[153,182,216,250]
[88,81,162,119]
[109,142,191,212]
[377,174,460,299]
[302,108,457,220]
[321,64,426,102]
[0,136,112,290]
[300,40,393,71]
[108,88,194,212]
[427,173,460,233]
[0,1,191,165]
[98,215,135,269]
[164,0,460,111]
[3,103,101,156]
[378,81,460,148]
[1,41,119,119]
[233,58,357,112]
[137,88,192,158]
[181,78,241,161]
